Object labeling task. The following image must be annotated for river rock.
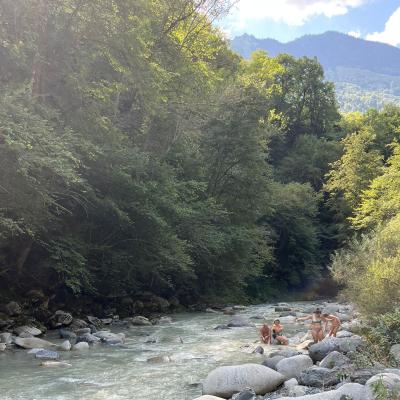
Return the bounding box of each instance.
[336,330,353,338]
[336,336,364,353]
[3,301,22,316]
[0,343,6,351]
[59,340,71,351]
[308,338,340,362]
[351,367,384,384]
[50,310,73,327]
[366,373,400,399]
[298,366,341,387]
[227,316,253,328]
[262,355,285,370]
[252,346,264,355]
[214,325,230,330]
[130,316,152,326]
[76,333,101,344]
[276,354,313,379]
[87,316,102,327]
[93,331,124,343]
[14,337,55,349]
[341,319,363,333]
[284,378,299,389]
[319,351,351,369]
[277,383,366,400]
[76,328,91,335]
[69,319,88,331]
[202,364,285,397]
[269,349,301,358]
[14,325,42,337]
[35,349,59,359]
[231,388,256,400]
[0,332,12,344]
[72,342,89,351]
[59,329,76,340]
[288,385,308,396]
[390,344,400,363]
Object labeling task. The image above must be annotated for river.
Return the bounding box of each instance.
[0,301,323,400]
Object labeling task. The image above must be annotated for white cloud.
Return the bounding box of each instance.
[229,0,366,27]
[366,7,400,46]
[348,30,361,38]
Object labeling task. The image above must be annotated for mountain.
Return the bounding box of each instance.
[231,31,400,112]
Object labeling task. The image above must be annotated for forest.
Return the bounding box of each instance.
[1,0,400,318]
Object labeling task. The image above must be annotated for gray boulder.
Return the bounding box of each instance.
[261,355,285,370]
[390,344,400,363]
[252,346,264,355]
[51,310,73,327]
[269,349,301,358]
[284,378,298,389]
[319,351,351,369]
[72,342,89,351]
[129,316,152,326]
[288,385,308,397]
[366,373,400,399]
[202,364,285,397]
[35,349,59,360]
[337,336,364,353]
[14,337,55,349]
[93,331,124,343]
[276,355,313,379]
[14,326,42,337]
[69,318,88,331]
[76,333,101,344]
[59,340,71,351]
[0,332,12,344]
[308,338,340,362]
[298,366,341,387]
[336,330,353,338]
[87,316,102,327]
[351,367,384,384]
[76,328,91,335]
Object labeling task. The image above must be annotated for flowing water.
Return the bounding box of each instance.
[0,301,323,400]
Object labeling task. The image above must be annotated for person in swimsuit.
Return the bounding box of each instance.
[322,313,341,337]
[260,323,271,344]
[296,308,325,343]
[271,319,289,345]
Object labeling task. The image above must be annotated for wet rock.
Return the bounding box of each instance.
[76,328,91,335]
[0,343,6,351]
[214,325,230,330]
[279,311,297,317]
[262,355,285,370]
[3,301,22,316]
[223,308,235,316]
[249,315,264,320]
[276,354,313,379]
[76,333,101,344]
[366,373,400,399]
[27,348,44,354]
[87,316,102,328]
[0,332,12,344]
[14,325,42,337]
[14,337,55,349]
[233,305,246,310]
[202,364,285,397]
[41,361,71,368]
[50,310,73,328]
[35,349,59,360]
[59,340,71,351]
[269,349,301,358]
[227,316,253,328]
[319,351,351,369]
[252,346,264,355]
[206,308,219,314]
[390,344,400,363]
[129,316,152,326]
[308,338,340,362]
[69,319,88,332]
[298,366,341,387]
[158,316,173,324]
[59,329,76,341]
[93,331,124,343]
[232,388,256,400]
[72,342,89,351]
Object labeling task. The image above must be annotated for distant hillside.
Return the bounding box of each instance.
[231,31,400,112]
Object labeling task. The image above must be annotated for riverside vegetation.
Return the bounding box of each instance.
[1,1,400,397]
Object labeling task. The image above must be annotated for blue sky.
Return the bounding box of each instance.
[219,0,400,46]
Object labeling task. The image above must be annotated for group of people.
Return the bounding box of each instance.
[260,308,341,345]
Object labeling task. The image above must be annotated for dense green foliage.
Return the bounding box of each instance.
[231,32,400,112]
[5,0,396,312]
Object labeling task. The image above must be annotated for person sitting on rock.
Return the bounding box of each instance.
[260,323,271,344]
[271,319,289,345]
[296,308,325,343]
[322,313,341,337]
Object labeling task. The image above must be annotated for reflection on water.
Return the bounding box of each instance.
[0,301,322,400]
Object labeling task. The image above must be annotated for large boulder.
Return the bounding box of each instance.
[261,355,285,370]
[277,383,366,400]
[14,325,42,337]
[202,364,285,397]
[129,316,152,326]
[276,355,313,379]
[341,319,363,333]
[351,367,385,384]
[319,351,351,369]
[390,344,400,364]
[366,373,400,399]
[298,366,341,387]
[308,338,340,362]
[14,337,55,349]
[337,336,364,353]
[227,316,253,328]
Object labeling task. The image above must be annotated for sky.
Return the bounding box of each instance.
[219,0,400,46]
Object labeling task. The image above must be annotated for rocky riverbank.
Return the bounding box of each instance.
[195,302,400,400]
